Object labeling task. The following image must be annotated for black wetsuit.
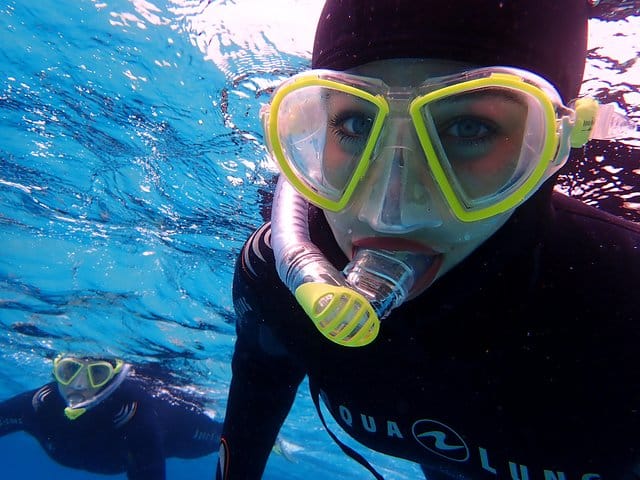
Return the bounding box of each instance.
[220,191,640,479]
[0,375,221,479]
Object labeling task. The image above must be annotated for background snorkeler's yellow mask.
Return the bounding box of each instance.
[53,356,129,419]
[262,67,634,224]
[54,356,124,389]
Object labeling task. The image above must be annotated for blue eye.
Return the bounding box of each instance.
[342,115,373,137]
[435,116,504,165]
[442,116,494,142]
[329,111,374,144]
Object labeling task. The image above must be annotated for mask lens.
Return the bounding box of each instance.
[275,84,380,205]
[418,86,549,210]
[87,362,114,388]
[54,359,83,385]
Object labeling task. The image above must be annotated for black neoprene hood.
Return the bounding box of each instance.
[312,0,590,103]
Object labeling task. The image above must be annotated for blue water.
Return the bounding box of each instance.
[0,1,638,479]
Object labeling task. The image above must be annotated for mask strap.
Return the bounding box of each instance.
[570,98,637,147]
[309,380,385,480]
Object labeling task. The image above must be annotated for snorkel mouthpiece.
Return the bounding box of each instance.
[294,282,381,346]
[271,177,417,347]
[343,248,416,315]
[64,407,87,420]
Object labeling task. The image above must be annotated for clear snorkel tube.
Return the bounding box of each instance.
[271,176,417,347]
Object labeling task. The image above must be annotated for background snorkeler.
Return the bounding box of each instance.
[0,354,222,479]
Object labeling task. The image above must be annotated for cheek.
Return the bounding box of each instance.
[437,211,509,246]
[322,143,359,190]
[324,211,357,258]
[57,383,68,397]
[457,163,510,199]
[435,232,491,276]
[453,137,525,199]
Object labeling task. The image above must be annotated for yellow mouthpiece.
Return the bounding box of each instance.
[294,283,380,347]
[64,407,87,420]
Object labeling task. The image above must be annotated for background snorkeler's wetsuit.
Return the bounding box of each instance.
[224,189,640,479]
[0,374,221,479]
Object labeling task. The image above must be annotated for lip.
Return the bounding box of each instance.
[66,393,86,406]
[352,237,444,297]
[353,237,440,255]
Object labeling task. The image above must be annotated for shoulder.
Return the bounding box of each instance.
[0,384,58,419]
[236,222,276,284]
[235,207,346,286]
[233,222,289,354]
[99,379,147,428]
[31,383,60,412]
[114,376,155,405]
[548,193,640,266]
[233,221,284,326]
[542,193,640,315]
[233,221,322,358]
[119,371,210,417]
[551,192,640,238]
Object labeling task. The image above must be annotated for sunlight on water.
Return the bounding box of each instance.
[584,15,640,144]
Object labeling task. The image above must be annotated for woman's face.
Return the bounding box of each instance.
[57,367,103,407]
[323,58,516,298]
[54,357,116,407]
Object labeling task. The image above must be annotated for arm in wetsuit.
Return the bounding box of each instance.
[0,389,37,437]
[119,397,166,480]
[217,224,306,479]
[116,379,223,479]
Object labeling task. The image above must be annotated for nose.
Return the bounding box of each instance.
[69,370,90,389]
[356,119,443,233]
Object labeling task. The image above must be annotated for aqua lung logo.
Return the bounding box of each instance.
[412,419,469,462]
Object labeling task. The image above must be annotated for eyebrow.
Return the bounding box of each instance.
[436,88,528,107]
[323,89,379,111]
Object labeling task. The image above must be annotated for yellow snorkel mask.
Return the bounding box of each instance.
[263,67,633,223]
[266,66,636,347]
[54,355,130,419]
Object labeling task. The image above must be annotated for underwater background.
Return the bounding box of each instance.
[0,0,639,478]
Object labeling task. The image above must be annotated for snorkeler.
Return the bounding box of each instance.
[218,0,640,479]
[0,355,221,479]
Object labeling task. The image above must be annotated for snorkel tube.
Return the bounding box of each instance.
[271,176,417,347]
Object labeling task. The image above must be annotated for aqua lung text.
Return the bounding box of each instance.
[321,391,602,480]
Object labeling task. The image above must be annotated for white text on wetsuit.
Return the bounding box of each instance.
[326,394,602,480]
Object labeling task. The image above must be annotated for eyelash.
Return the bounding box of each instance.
[328,111,373,144]
[438,116,499,146]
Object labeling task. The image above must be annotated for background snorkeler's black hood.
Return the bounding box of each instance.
[312,0,590,103]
